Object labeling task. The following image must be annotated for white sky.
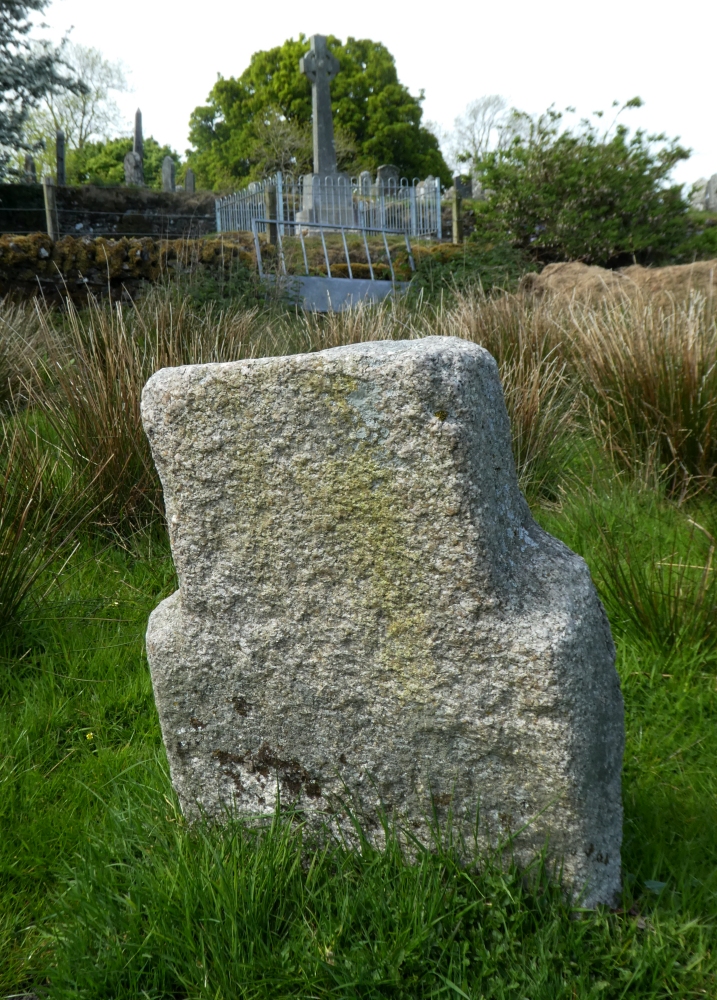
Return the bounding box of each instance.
[37,0,716,188]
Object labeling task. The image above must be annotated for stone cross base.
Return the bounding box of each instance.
[296,173,354,228]
[141,338,624,907]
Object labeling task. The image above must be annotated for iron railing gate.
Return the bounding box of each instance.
[215,172,442,239]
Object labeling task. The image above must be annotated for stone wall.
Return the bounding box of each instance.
[0,184,217,239]
[0,233,254,304]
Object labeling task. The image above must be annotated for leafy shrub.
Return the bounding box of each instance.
[475,102,690,266]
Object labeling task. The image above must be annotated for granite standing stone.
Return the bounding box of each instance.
[162,156,176,192]
[184,167,196,194]
[142,337,624,907]
[134,108,144,160]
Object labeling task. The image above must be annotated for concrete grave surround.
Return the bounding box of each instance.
[142,336,624,907]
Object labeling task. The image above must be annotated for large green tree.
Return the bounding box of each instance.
[187,35,450,190]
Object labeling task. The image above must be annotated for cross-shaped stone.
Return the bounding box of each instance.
[300,35,340,176]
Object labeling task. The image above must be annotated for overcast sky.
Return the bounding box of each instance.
[37,0,716,188]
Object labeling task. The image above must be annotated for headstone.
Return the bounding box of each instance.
[162,156,176,192]
[134,108,144,160]
[24,153,36,183]
[706,174,717,213]
[184,167,196,194]
[124,150,144,186]
[300,34,340,176]
[142,336,625,908]
[376,164,399,188]
[55,129,66,186]
[453,175,472,200]
[358,170,372,196]
[451,184,463,244]
[690,178,708,211]
[472,177,486,201]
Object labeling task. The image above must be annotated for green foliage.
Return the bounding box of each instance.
[410,237,535,298]
[475,103,691,266]
[187,35,450,190]
[67,136,181,189]
[1,501,717,997]
[670,214,717,263]
[6,288,717,995]
[0,1,86,178]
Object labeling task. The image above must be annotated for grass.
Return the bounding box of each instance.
[2,284,717,996]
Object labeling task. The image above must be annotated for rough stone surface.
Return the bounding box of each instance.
[142,336,624,907]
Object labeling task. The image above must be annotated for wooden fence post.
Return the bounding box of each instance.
[43,175,59,241]
[264,184,278,245]
[452,187,463,245]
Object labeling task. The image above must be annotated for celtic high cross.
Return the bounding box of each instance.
[300,35,340,176]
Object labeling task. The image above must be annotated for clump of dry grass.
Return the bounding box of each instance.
[20,286,579,527]
[568,291,717,497]
[0,299,44,409]
[27,291,278,530]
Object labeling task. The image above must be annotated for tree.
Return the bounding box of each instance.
[474,101,691,266]
[0,0,84,178]
[20,43,127,179]
[30,43,127,150]
[448,95,529,171]
[187,35,450,190]
[68,136,180,189]
[247,110,356,178]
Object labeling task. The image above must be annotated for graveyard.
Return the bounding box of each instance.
[2,20,717,1000]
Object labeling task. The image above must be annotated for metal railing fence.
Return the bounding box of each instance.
[251,218,415,283]
[217,173,441,239]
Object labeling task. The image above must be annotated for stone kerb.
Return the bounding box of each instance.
[141,336,624,907]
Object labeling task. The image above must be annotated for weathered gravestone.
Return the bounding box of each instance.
[124,108,145,186]
[376,164,400,187]
[142,336,624,906]
[162,156,176,192]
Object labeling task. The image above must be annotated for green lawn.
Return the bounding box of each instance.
[2,474,715,998]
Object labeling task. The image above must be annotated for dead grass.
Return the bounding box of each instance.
[568,291,717,497]
[10,279,717,536]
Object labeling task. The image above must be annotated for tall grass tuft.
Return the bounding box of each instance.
[0,418,95,631]
[539,485,717,651]
[28,292,269,530]
[570,291,717,497]
[0,299,43,409]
